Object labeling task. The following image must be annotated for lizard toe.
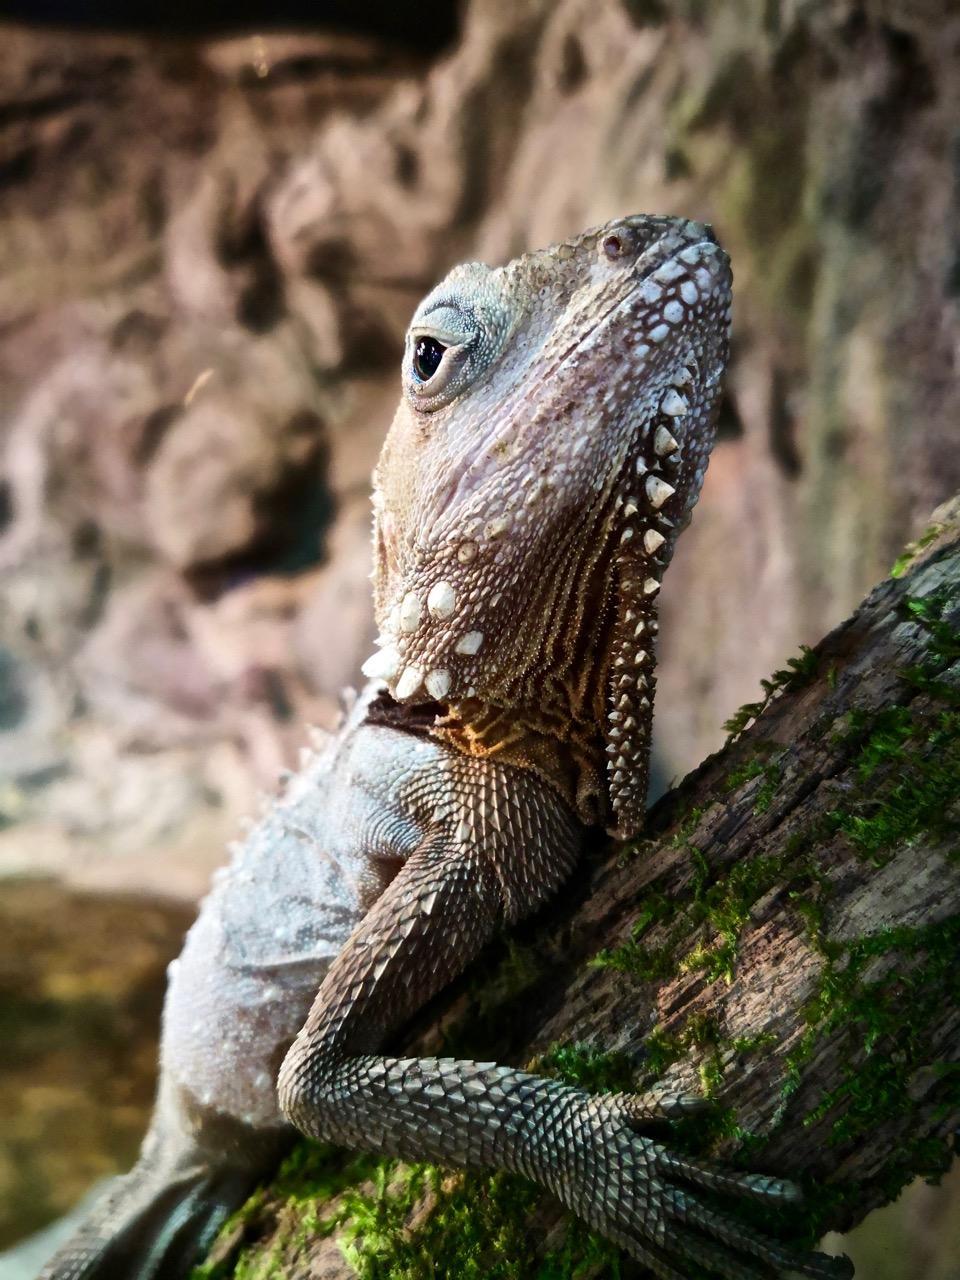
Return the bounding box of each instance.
[654,1145,803,1204]
[612,1084,713,1128]
[667,1188,851,1278]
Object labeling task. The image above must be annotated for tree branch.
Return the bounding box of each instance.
[198,498,960,1279]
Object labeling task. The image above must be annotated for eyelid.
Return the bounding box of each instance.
[406,332,471,380]
[410,325,469,349]
[411,299,478,345]
[402,303,480,408]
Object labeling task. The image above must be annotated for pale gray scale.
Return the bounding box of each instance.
[162,705,440,1131]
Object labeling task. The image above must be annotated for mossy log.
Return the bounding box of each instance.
[197,502,960,1278]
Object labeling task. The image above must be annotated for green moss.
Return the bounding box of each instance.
[534,1042,637,1094]
[903,591,960,656]
[589,889,678,980]
[775,911,960,1228]
[736,909,960,1242]
[669,805,705,850]
[337,1167,535,1280]
[191,1145,380,1280]
[804,919,960,1139]
[890,523,943,578]
[633,1013,720,1092]
[724,756,768,790]
[594,842,811,990]
[826,707,960,863]
[197,1146,621,1280]
[730,1030,777,1056]
[821,592,960,864]
[724,745,785,814]
[723,645,819,742]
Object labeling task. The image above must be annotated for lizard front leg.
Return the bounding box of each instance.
[278,751,850,1280]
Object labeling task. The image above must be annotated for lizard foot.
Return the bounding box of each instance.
[554,1095,854,1280]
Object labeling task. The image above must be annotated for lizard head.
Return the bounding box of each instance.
[365,214,732,836]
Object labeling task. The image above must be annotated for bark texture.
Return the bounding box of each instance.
[195,504,960,1277]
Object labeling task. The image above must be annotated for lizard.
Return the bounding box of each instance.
[41,214,853,1280]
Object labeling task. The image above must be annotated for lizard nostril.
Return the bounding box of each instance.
[601,231,632,260]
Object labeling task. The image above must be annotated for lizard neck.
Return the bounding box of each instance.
[369,471,670,836]
[426,525,629,829]
[429,698,607,829]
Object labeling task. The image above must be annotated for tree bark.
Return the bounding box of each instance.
[516,498,960,1199]
[201,500,960,1277]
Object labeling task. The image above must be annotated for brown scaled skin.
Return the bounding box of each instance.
[42,217,853,1280]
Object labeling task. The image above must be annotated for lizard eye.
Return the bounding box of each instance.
[412,337,447,382]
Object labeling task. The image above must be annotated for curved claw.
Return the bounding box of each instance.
[669,1189,854,1279]
[565,1096,851,1280]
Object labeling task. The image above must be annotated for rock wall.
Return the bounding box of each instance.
[2,1,958,899]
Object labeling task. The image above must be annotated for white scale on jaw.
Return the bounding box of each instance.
[360,579,486,696]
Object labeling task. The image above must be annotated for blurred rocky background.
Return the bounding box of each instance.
[0,1,957,1275]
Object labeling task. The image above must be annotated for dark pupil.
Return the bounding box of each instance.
[413,337,446,381]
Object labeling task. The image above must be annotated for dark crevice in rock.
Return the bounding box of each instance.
[0,478,13,534]
[216,188,288,333]
[70,519,102,558]
[236,269,286,334]
[558,34,587,94]
[110,309,169,353]
[621,0,668,28]
[5,2,462,56]
[306,235,358,283]
[0,144,37,187]
[714,391,745,443]
[135,405,182,467]
[394,141,419,189]
[769,365,803,478]
[0,648,29,731]
[184,423,334,601]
